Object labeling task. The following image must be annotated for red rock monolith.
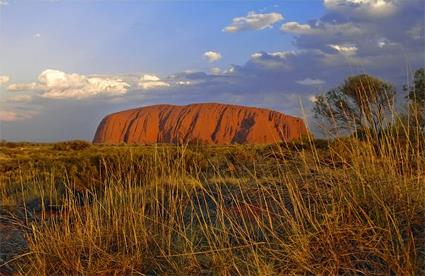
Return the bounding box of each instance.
[93,103,308,144]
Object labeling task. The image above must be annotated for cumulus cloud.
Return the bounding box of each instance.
[297,78,326,86]
[0,75,10,86]
[0,0,8,6]
[140,74,161,82]
[285,0,423,64]
[139,81,170,90]
[223,11,283,32]
[204,0,423,117]
[7,69,130,99]
[203,51,222,62]
[33,33,41,39]
[138,74,170,90]
[281,22,312,34]
[328,43,358,55]
[7,82,41,91]
[324,0,399,18]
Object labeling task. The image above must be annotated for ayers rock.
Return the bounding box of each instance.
[93,103,308,144]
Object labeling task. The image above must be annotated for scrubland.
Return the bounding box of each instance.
[0,126,424,275]
[2,71,423,275]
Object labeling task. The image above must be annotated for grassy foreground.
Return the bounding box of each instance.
[0,134,424,274]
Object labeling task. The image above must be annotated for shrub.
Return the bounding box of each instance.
[52,140,92,151]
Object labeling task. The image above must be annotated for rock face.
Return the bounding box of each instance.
[93,103,308,144]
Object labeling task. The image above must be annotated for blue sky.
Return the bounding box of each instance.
[0,0,423,141]
[1,1,323,75]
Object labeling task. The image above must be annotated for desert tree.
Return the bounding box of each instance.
[313,74,396,135]
[405,68,425,106]
[404,68,425,130]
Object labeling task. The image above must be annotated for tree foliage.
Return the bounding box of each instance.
[405,68,425,106]
[313,74,396,134]
[404,68,425,131]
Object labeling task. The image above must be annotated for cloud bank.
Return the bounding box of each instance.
[7,69,130,99]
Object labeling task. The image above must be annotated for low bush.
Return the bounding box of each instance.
[52,140,92,151]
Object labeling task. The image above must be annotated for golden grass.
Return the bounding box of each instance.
[0,125,424,275]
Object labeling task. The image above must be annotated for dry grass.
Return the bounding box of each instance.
[0,125,424,275]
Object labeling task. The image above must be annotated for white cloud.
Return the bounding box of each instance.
[138,74,170,90]
[223,66,236,74]
[251,51,296,60]
[203,51,222,62]
[281,21,362,36]
[139,82,170,90]
[377,39,387,48]
[0,0,8,6]
[328,43,358,55]
[297,78,325,86]
[33,33,41,39]
[7,69,130,99]
[7,82,41,91]
[324,0,399,17]
[269,51,296,58]
[0,110,37,122]
[0,75,10,86]
[250,51,298,69]
[251,53,263,59]
[223,11,283,32]
[281,22,312,34]
[279,0,423,71]
[140,74,161,82]
[176,80,192,85]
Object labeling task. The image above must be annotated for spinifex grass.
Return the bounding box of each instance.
[0,128,424,274]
